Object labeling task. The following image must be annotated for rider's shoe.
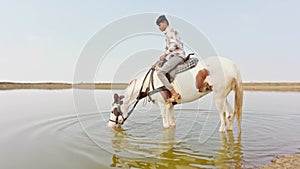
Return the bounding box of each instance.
[167,88,181,103]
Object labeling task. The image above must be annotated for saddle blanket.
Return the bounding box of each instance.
[176,57,199,74]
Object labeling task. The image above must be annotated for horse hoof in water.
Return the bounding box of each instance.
[170,123,176,127]
[163,125,170,129]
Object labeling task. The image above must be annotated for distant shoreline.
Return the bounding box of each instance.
[0,82,300,92]
[0,82,126,90]
[243,82,300,92]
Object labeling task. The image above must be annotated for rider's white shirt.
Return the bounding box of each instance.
[163,26,185,57]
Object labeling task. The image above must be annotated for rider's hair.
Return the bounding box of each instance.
[156,15,169,26]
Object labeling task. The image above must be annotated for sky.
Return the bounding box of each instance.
[0,0,299,82]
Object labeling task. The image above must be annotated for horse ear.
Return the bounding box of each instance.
[113,93,119,103]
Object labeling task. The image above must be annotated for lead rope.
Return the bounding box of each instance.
[147,69,155,103]
[143,71,152,107]
[142,69,155,107]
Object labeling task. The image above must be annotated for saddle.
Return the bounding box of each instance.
[164,53,199,82]
[176,56,198,74]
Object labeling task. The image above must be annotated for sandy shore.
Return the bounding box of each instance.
[260,153,300,169]
[1,82,300,92]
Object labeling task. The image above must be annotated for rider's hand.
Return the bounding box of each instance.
[151,63,156,70]
[159,53,167,61]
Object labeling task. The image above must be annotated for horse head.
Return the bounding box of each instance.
[108,93,126,127]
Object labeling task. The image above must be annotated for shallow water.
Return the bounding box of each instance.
[0,90,299,168]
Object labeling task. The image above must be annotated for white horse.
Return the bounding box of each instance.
[108,56,243,132]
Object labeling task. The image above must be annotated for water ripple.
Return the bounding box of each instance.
[6,106,300,169]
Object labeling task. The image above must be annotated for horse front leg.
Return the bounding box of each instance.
[159,103,169,128]
[168,104,176,127]
[219,112,226,132]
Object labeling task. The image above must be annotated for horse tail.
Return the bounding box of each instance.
[234,68,243,133]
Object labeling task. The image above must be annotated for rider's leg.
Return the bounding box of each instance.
[168,65,176,83]
[157,56,183,98]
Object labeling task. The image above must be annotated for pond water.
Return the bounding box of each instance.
[0,90,299,168]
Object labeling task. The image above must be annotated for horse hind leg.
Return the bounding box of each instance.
[214,96,226,132]
[225,99,234,131]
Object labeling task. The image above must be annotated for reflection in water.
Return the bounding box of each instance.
[110,128,177,168]
[110,128,133,154]
[214,132,243,168]
[110,128,243,168]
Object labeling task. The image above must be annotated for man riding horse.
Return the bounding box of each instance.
[108,15,242,132]
[153,15,210,103]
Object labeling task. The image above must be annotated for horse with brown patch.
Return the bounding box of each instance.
[109,56,243,133]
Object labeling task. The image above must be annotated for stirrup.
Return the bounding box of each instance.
[167,93,181,104]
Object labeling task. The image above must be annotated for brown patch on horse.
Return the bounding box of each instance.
[113,108,119,116]
[196,69,212,92]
